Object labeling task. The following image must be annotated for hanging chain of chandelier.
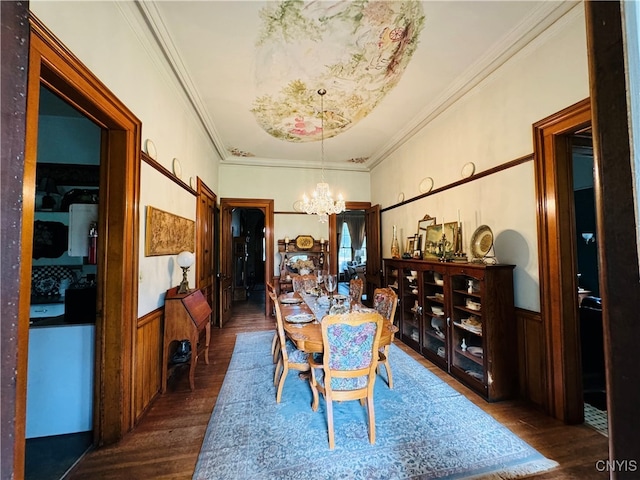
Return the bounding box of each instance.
[301,88,345,223]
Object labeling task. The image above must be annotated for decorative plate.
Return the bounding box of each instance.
[144,139,157,159]
[293,200,304,212]
[295,235,314,250]
[280,297,303,304]
[189,176,196,189]
[397,192,405,202]
[461,162,476,178]
[419,177,434,193]
[285,313,314,324]
[172,158,182,179]
[470,225,494,258]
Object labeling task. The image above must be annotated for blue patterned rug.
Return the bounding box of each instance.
[193,331,557,479]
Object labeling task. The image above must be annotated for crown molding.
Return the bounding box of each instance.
[367,1,583,170]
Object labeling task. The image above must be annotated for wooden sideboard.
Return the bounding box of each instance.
[162,287,211,392]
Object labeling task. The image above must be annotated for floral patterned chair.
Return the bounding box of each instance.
[291,273,317,293]
[269,291,310,403]
[349,277,364,307]
[373,287,398,388]
[308,311,384,449]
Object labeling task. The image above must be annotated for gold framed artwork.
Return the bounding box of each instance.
[417,214,436,255]
[423,222,459,258]
[145,205,195,256]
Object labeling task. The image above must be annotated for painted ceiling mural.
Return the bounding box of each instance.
[251,0,426,144]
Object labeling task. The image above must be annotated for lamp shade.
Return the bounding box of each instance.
[177,251,195,268]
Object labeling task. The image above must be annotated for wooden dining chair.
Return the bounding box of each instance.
[349,277,364,308]
[291,273,317,293]
[308,311,384,449]
[269,291,310,403]
[373,287,398,388]
[266,282,280,363]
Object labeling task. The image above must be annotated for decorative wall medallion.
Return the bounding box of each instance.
[461,162,476,179]
[172,158,182,179]
[293,200,304,212]
[144,139,157,159]
[419,177,434,193]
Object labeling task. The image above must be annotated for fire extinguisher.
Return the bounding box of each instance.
[88,222,98,264]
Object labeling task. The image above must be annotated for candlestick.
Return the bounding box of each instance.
[320,237,325,244]
[457,209,461,226]
[284,236,289,243]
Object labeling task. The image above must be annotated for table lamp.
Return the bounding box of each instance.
[177,251,195,294]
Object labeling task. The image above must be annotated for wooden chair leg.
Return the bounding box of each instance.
[276,364,288,403]
[309,370,319,411]
[274,358,282,386]
[326,396,335,450]
[367,395,376,444]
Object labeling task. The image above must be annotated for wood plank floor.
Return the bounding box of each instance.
[67,293,610,479]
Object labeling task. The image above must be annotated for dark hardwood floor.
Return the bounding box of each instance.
[67,292,609,479]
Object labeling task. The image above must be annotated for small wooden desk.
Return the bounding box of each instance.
[278,292,396,353]
[162,287,211,392]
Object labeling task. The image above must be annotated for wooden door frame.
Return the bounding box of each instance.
[220,198,274,319]
[15,16,141,475]
[533,98,591,423]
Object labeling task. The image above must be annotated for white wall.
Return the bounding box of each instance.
[372,6,589,311]
[31,1,221,315]
[219,163,370,275]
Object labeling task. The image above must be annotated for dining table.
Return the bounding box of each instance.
[278,291,398,353]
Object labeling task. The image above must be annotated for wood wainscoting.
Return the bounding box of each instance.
[516,308,547,409]
[134,308,163,421]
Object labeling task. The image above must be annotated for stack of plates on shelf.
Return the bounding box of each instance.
[431,306,444,316]
[465,299,481,311]
[466,370,484,381]
[461,316,482,334]
[437,346,445,358]
[411,330,419,342]
[467,346,483,358]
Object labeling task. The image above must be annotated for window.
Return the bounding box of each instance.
[338,222,367,276]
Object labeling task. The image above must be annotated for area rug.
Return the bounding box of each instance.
[193,331,558,480]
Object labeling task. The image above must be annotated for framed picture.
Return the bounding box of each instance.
[423,222,459,258]
[145,206,195,256]
[417,214,437,255]
[406,236,415,254]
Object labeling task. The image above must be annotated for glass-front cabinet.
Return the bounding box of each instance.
[384,258,516,401]
[449,270,485,391]
[421,266,448,369]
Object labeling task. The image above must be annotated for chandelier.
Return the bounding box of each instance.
[302,88,345,223]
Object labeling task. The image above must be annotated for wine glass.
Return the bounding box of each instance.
[326,274,337,301]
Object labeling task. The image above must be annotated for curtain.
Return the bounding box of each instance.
[343,212,365,253]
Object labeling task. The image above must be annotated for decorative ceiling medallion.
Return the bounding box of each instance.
[228,147,256,157]
[251,1,425,142]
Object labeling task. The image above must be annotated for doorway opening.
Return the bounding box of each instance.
[220,198,274,326]
[336,210,367,299]
[25,86,101,479]
[572,132,607,435]
[232,208,266,305]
